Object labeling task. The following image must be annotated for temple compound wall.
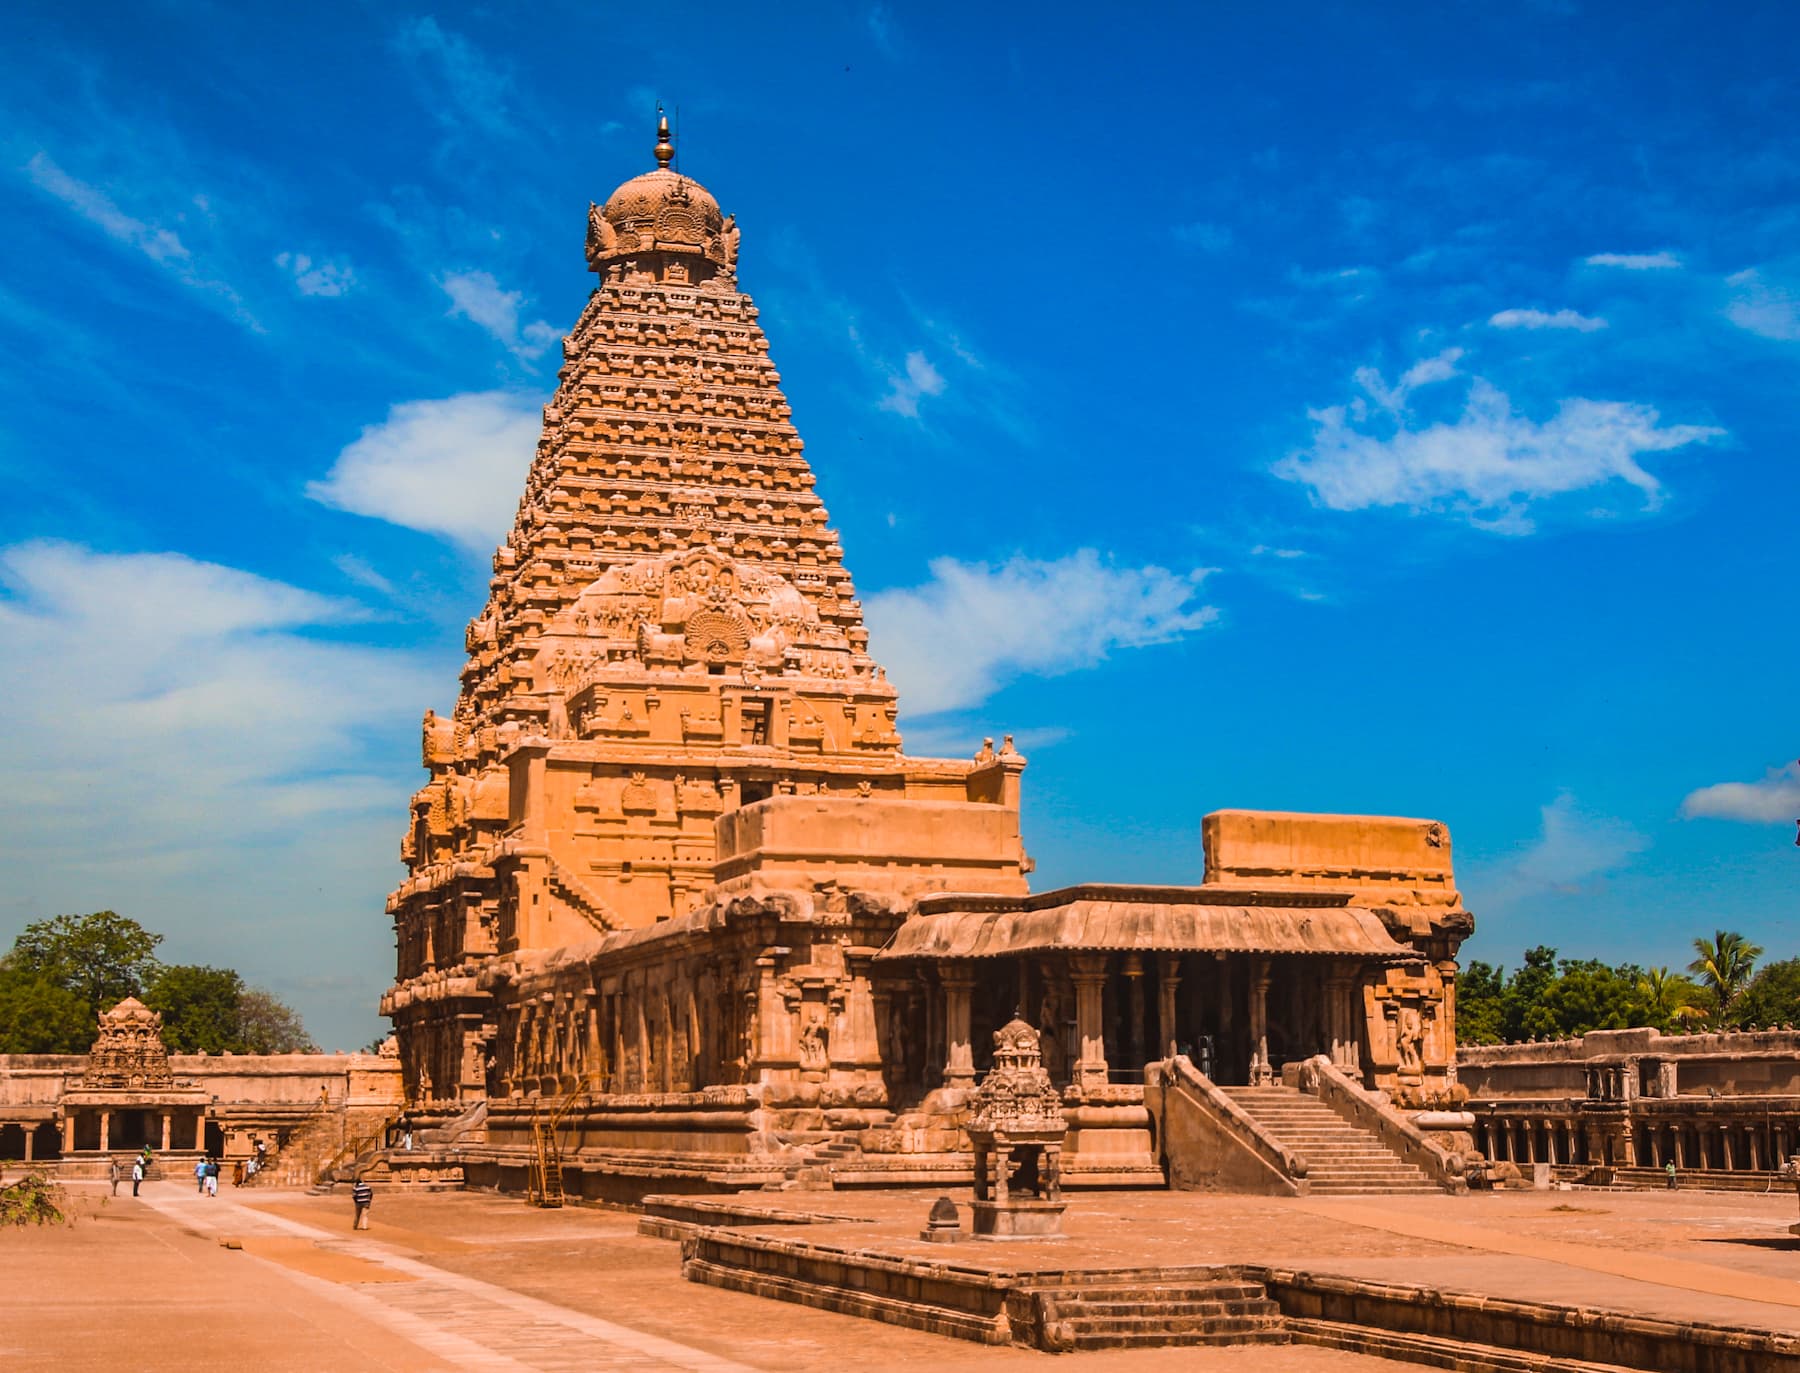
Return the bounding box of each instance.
[380,119,1474,1198]
[0,998,401,1170]
[0,1000,397,1173]
[1462,1027,1800,1182]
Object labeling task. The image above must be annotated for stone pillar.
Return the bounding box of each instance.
[1721,1126,1735,1171]
[940,963,976,1087]
[1157,956,1181,1060]
[1122,955,1146,1069]
[1325,969,1357,1071]
[100,1110,111,1152]
[23,1126,33,1162]
[1069,955,1110,1091]
[1673,1129,1686,1168]
[1248,958,1272,1086]
[63,1114,76,1155]
[845,955,883,1069]
[161,1113,172,1151]
[1749,1128,1762,1172]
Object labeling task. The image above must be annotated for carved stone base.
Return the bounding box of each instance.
[969,1198,1066,1240]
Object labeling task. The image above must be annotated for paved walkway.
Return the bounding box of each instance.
[142,1186,756,1372]
[99,1185,1404,1371]
[1300,1196,1800,1315]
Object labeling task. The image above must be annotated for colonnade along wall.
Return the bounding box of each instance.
[381,119,1475,1196]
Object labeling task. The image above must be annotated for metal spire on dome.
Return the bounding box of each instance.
[654,106,674,170]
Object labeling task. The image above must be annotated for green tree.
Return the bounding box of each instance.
[236,988,316,1053]
[1523,958,1652,1039]
[1500,945,1560,1042]
[144,965,244,1053]
[1739,957,1800,1029]
[1688,929,1763,1028]
[0,965,93,1053]
[1637,966,1705,1030]
[1455,960,1505,1045]
[9,912,161,1011]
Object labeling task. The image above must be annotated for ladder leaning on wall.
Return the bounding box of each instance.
[525,1074,597,1208]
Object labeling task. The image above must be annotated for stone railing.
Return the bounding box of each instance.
[1292,1055,1467,1193]
[1145,1056,1307,1195]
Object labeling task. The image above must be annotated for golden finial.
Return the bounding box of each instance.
[654,107,674,170]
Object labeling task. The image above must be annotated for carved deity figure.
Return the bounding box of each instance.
[1395,1004,1425,1075]
[798,1014,829,1071]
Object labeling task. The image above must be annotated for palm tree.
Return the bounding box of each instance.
[1637,967,1705,1028]
[1687,930,1763,1028]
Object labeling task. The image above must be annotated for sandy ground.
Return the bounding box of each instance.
[6,1177,1798,1371]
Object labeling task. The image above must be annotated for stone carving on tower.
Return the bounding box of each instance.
[382,113,1024,1110]
[82,997,174,1091]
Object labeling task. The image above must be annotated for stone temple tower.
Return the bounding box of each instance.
[383,117,1029,1107]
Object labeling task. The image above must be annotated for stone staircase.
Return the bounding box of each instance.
[1220,1086,1439,1194]
[1033,1277,1289,1351]
[783,1134,862,1187]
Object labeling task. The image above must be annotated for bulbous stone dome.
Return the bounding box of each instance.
[586,114,738,279]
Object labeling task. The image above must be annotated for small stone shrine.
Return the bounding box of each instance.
[59,997,210,1156]
[81,998,175,1089]
[968,1018,1068,1239]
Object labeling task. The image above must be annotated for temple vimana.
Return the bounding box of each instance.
[15,114,1800,1373]
[375,117,1482,1199]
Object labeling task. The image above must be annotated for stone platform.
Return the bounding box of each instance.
[14,1180,1800,1370]
[644,1184,1800,1368]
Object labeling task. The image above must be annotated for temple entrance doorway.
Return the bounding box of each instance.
[0,1123,25,1159]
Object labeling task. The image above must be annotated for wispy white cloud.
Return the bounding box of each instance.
[867,4,899,56]
[441,270,558,360]
[1682,761,1800,824]
[1273,350,1723,533]
[0,541,434,1043]
[1585,251,1682,270]
[394,16,517,141]
[878,350,946,419]
[23,152,261,330]
[276,251,356,298]
[1724,267,1800,341]
[25,152,188,262]
[865,550,1218,716]
[1474,792,1649,912]
[307,391,542,551]
[1489,307,1607,332]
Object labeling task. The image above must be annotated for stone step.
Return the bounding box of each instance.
[1037,1283,1270,1306]
[1062,1297,1281,1320]
[1056,1315,1291,1349]
[1287,1318,1638,1372]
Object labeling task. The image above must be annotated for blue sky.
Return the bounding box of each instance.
[2,2,1795,1047]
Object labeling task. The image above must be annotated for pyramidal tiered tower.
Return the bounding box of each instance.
[384,119,1030,1108]
[379,123,1470,1194]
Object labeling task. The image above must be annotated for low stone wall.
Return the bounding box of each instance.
[682,1229,1019,1344]
[675,1225,1800,1367]
[1266,1267,1800,1373]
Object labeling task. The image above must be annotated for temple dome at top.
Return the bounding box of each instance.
[586,113,737,277]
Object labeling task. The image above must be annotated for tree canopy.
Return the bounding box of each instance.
[1459,930,1792,1044]
[0,912,314,1055]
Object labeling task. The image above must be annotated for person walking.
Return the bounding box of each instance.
[130,1156,143,1197]
[194,1157,208,1193]
[204,1156,220,1197]
[108,1159,121,1197]
[351,1176,374,1231]
[1666,1159,1679,1190]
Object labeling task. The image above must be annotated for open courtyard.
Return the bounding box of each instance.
[7,1178,1800,1371]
